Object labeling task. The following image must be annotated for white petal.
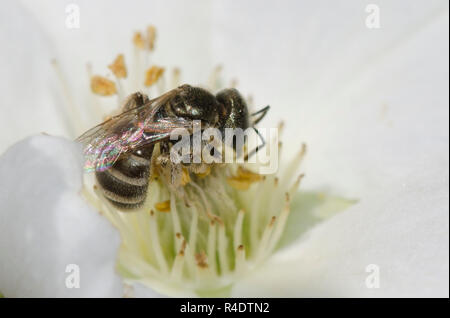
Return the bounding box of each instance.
[19,0,214,79]
[228,1,449,297]
[18,0,215,132]
[0,135,123,297]
[211,0,448,148]
[0,2,71,154]
[232,160,448,297]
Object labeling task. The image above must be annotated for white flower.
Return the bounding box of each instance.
[0,0,448,297]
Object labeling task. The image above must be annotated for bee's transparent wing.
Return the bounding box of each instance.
[76,88,191,172]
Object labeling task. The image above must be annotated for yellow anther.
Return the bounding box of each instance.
[181,168,191,186]
[90,76,117,96]
[236,167,263,182]
[147,25,157,50]
[155,200,171,212]
[108,54,127,79]
[133,32,145,49]
[227,166,263,190]
[195,166,211,179]
[145,66,165,87]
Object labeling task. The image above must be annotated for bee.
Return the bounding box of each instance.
[77,84,269,209]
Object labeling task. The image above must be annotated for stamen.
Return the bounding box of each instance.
[51,59,84,135]
[189,181,215,219]
[233,210,245,251]
[181,168,191,186]
[145,66,165,87]
[90,75,117,96]
[267,197,291,256]
[247,95,254,108]
[108,54,127,79]
[146,25,157,51]
[218,223,229,275]
[195,252,213,283]
[256,216,276,263]
[132,32,145,90]
[170,193,182,249]
[170,240,186,281]
[207,221,217,274]
[157,74,166,95]
[155,200,171,212]
[207,65,223,91]
[235,245,246,275]
[171,68,181,88]
[195,252,208,269]
[133,31,145,49]
[278,121,285,137]
[148,210,169,274]
[227,167,263,190]
[177,233,195,277]
[289,174,304,198]
[187,206,199,265]
[85,64,108,121]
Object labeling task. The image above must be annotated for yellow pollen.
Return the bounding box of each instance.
[147,25,157,50]
[181,168,191,186]
[133,32,145,49]
[90,76,117,96]
[227,166,263,190]
[108,54,127,79]
[145,66,165,87]
[155,200,171,212]
[195,166,211,179]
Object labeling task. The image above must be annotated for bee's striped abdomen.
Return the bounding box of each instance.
[96,147,153,209]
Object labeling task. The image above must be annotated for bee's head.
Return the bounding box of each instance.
[216,88,251,155]
[216,88,270,158]
[216,88,250,131]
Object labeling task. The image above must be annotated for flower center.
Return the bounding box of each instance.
[74,25,305,296]
[84,146,304,296]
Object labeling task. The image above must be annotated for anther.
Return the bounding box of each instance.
[108,54,127,79]
[90,76,117,96]
[155,200,171,212]
[145,66,165,87]
[133,32,145,49]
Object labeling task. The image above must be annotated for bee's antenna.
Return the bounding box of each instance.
[251,105,270,125]
[244,127,266,161]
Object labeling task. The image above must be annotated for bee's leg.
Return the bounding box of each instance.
[160,141,170,154]
[155,150,185,190]
[251,105,270,125]
[244,127,266,161]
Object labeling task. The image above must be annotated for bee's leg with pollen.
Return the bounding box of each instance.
[155,147,187,191]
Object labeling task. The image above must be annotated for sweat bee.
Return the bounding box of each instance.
[77,84,269,209]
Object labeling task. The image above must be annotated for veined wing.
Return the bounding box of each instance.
[76,88,189,172]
